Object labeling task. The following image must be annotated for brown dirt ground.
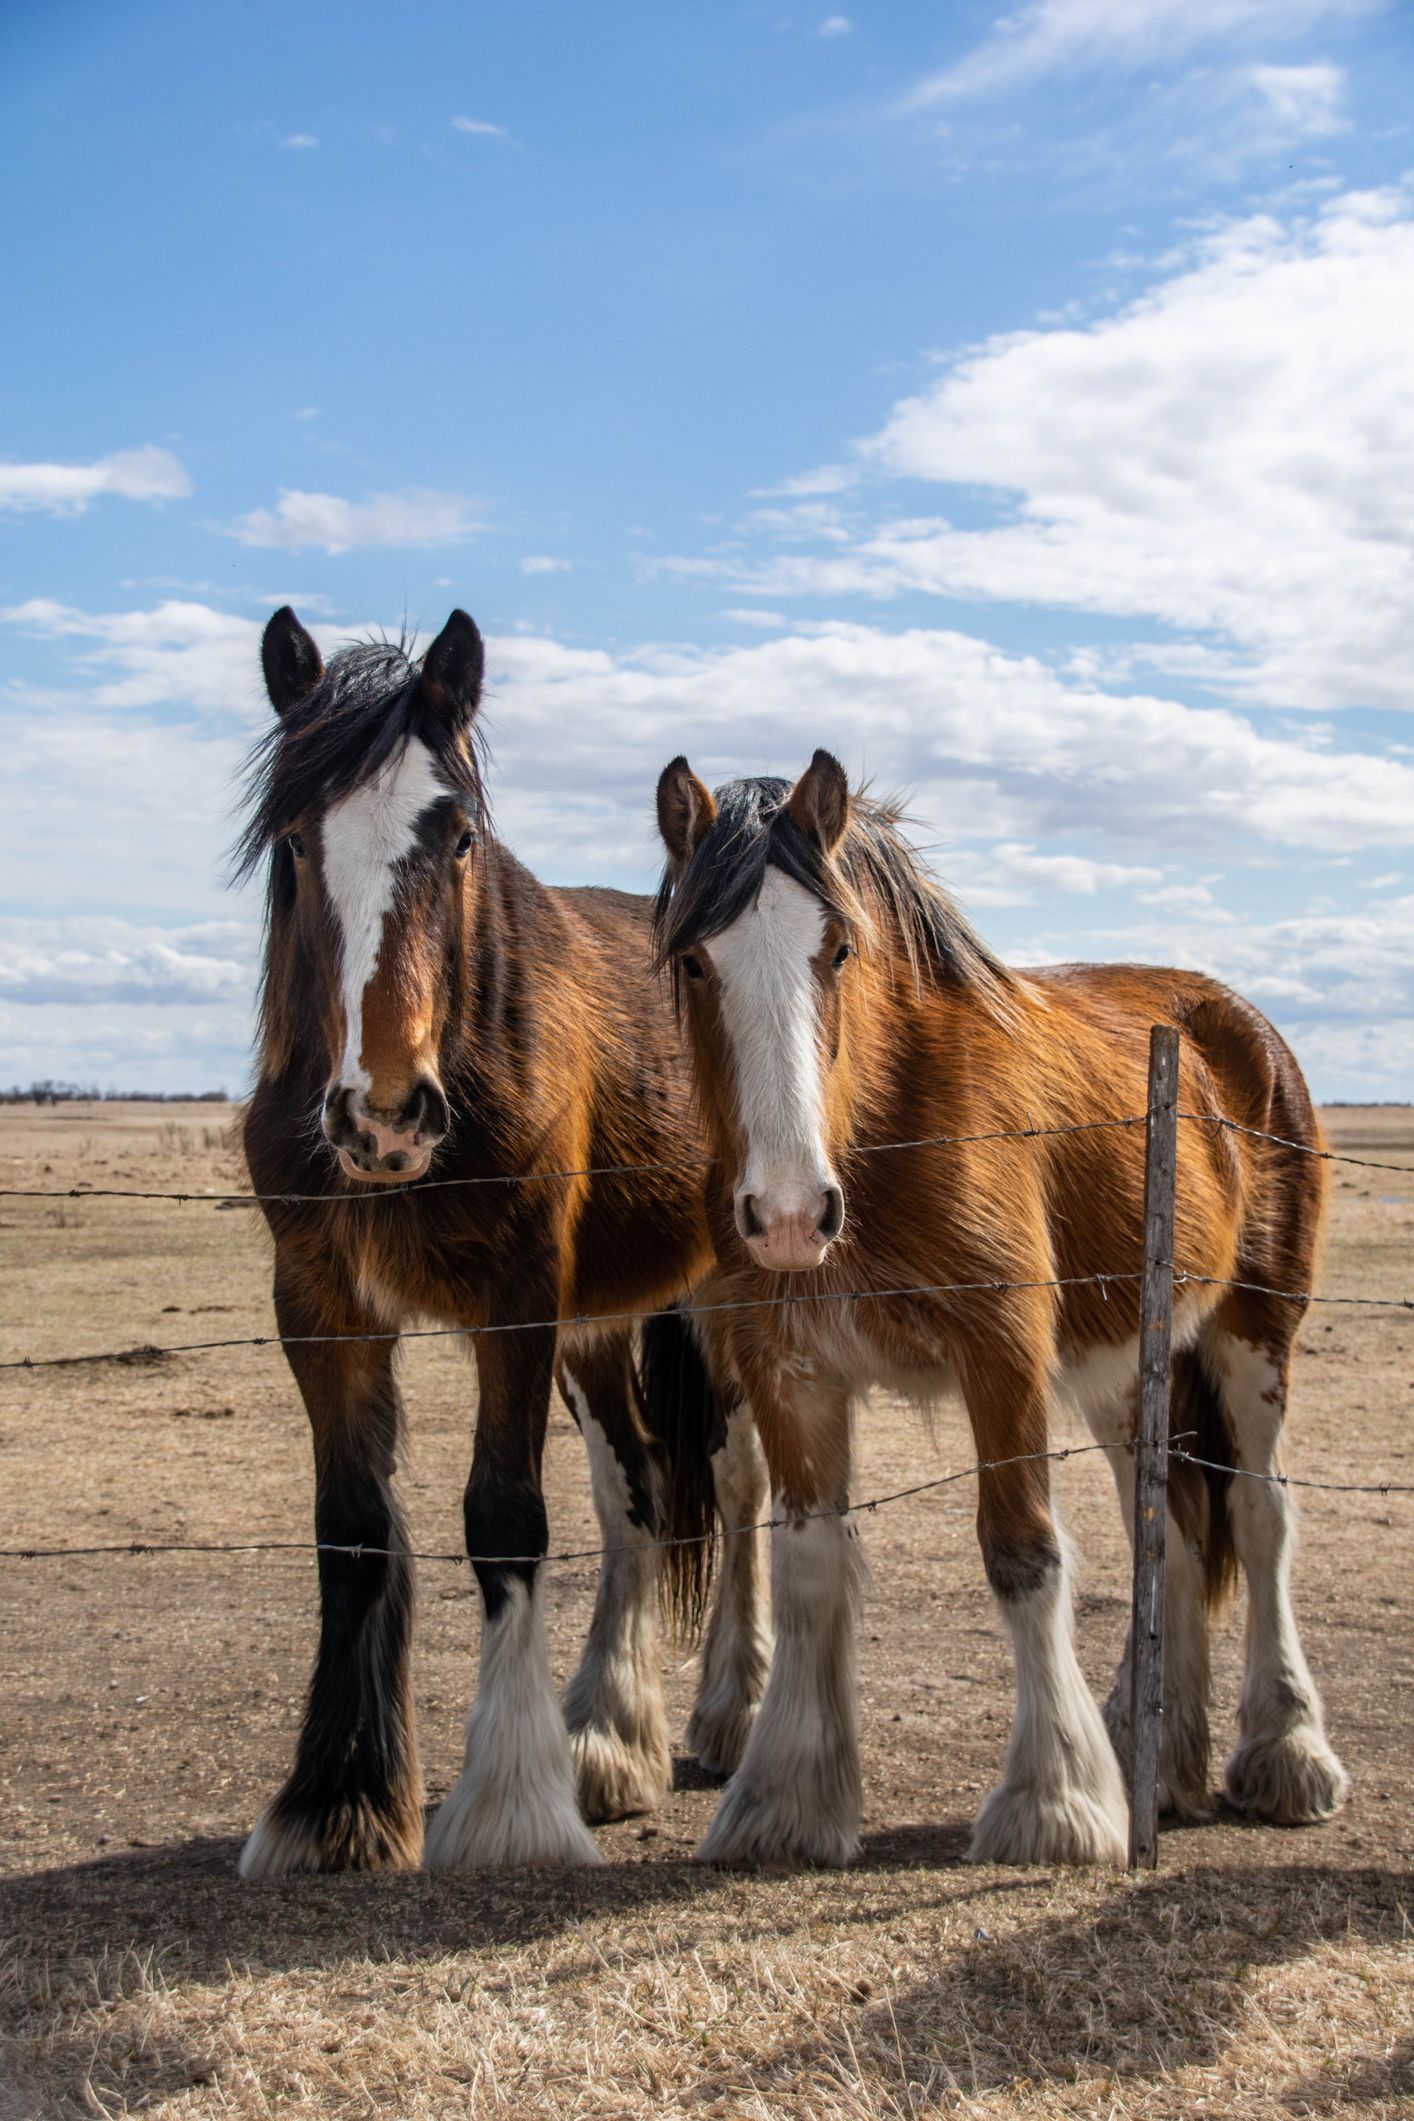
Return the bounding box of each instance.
[0,1101,1411,2119]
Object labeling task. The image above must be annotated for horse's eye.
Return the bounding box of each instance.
[681,954,705,983]
[288,833,307,860]
[833,941,851,969]
[454,828,475,858]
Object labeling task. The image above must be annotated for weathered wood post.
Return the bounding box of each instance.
[1129,1023,1179,1870]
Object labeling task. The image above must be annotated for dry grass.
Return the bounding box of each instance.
[2,1101,1412,2119]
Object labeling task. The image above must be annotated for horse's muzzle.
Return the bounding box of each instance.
[324,1078,450,1183]
[736,1183,845,1273]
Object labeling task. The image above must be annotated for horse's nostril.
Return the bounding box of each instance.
[819,1187,845,1242]
[736,1194,766,1240]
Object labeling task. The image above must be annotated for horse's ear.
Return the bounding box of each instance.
[262,606,324,717]
[657,756,717,872]
[420,609,485,728]
[788,748,850,854]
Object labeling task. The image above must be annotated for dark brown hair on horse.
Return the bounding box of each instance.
[234,607,771,1877]
[654,746,1347,1868]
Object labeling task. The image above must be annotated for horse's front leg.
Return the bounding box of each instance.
[963,1338,1128,1868]
[696,1370,861,1868]
[425,1310,601,1868]
[558,1331,672,1821]
[240,1254,421,1878]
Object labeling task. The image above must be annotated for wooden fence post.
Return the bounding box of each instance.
[1128,1023,1179,1870]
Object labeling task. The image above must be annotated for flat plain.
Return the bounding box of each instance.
[1,1100,1411,2119]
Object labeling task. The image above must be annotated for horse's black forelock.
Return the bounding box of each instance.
[233,633,490,885]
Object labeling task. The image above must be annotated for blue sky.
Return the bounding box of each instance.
[2,0,1412,1095]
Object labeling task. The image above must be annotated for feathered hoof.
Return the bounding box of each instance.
[1223,1728,1349,1826]
[695,1775,861,1869]
[423,1771,603,1870]
[569,1722,671,1823]
[968,1781,1129,1869]
[685,1693,759,1780]
[239,1788,423,1880]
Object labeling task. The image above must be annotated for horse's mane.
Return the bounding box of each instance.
[654,775,1017,1012]
[233,634,490,884]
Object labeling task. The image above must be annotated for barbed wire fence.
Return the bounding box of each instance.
[2,1038,1410,1869]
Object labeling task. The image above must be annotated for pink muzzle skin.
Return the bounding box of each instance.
[736,1183,845,1274]
[743,1212,833,1274]
[335,1110,433,1183]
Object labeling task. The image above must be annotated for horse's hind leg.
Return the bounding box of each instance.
[1206,1304,1347,1824]
[558,1332,672,1821]
[240,1255,421,1878]
[687,1387,771,1778]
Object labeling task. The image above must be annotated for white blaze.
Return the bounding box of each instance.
[319,738,445,1092]
[704,867,832,1211]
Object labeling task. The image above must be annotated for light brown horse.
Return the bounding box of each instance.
[232,608,769,1877]
[654,749,1347,1867]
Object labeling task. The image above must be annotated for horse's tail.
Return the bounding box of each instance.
[1167,1342,1239,1613]
[637,1309,720,1643]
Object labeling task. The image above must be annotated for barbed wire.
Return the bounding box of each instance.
[1168,1446,1414,1498]
[5,1106,1408,1206]
[4,1434,1409,1568]
[6,1260,1409,1376]
[1175,1271,1413,1313]
[0,1268,1144,1374]
[1178,1110,1414,1176]
[0,1440,1114,1563]
[0,1112,1150,1206]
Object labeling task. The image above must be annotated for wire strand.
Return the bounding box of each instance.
[1178,1110,1414,1175]
[0,1113,1149,1205]
[0,1269,1141,1374]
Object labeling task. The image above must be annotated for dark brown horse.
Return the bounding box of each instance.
[654,750,1347,1868]
[234,608,768,1876]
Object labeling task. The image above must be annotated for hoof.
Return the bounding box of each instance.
[239,1790,422,1879]
[569,1722,671,1823]
[685,1692,759,1780]
[424,1771,602,1870]
[695,1775,860,1869]
[969,1782,1128,1869]
[1224,1728,1349,1826]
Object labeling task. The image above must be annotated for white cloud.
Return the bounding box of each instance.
[483,621,1414,860]
[227,487,484,553]
[452,116,508,137]
[520,554,574,575]
[7,595,1410,1093]
[2,598,263,718]
[674,187,1414,715]
[0,445,190,516]
[1244,60,1348,134]
[910,0,1380,102]
[819,15,853,36]
[0,918,254,1007]
[281,132,318,149]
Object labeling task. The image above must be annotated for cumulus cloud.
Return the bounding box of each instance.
[819,15,853,36]
[909,0,1380,102]
[281,132,318,149]
[7,594,1409,1093]
[485,623,1414,860]
[670,187,1414,715]
[227,487,484,553]
[0,918,254,1007]
[452,116,508,137]
[0,446,190,516]
[2,598,263,718]
[520,554,574,575]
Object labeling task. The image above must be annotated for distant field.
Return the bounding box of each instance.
[1,1101,1411,2119]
